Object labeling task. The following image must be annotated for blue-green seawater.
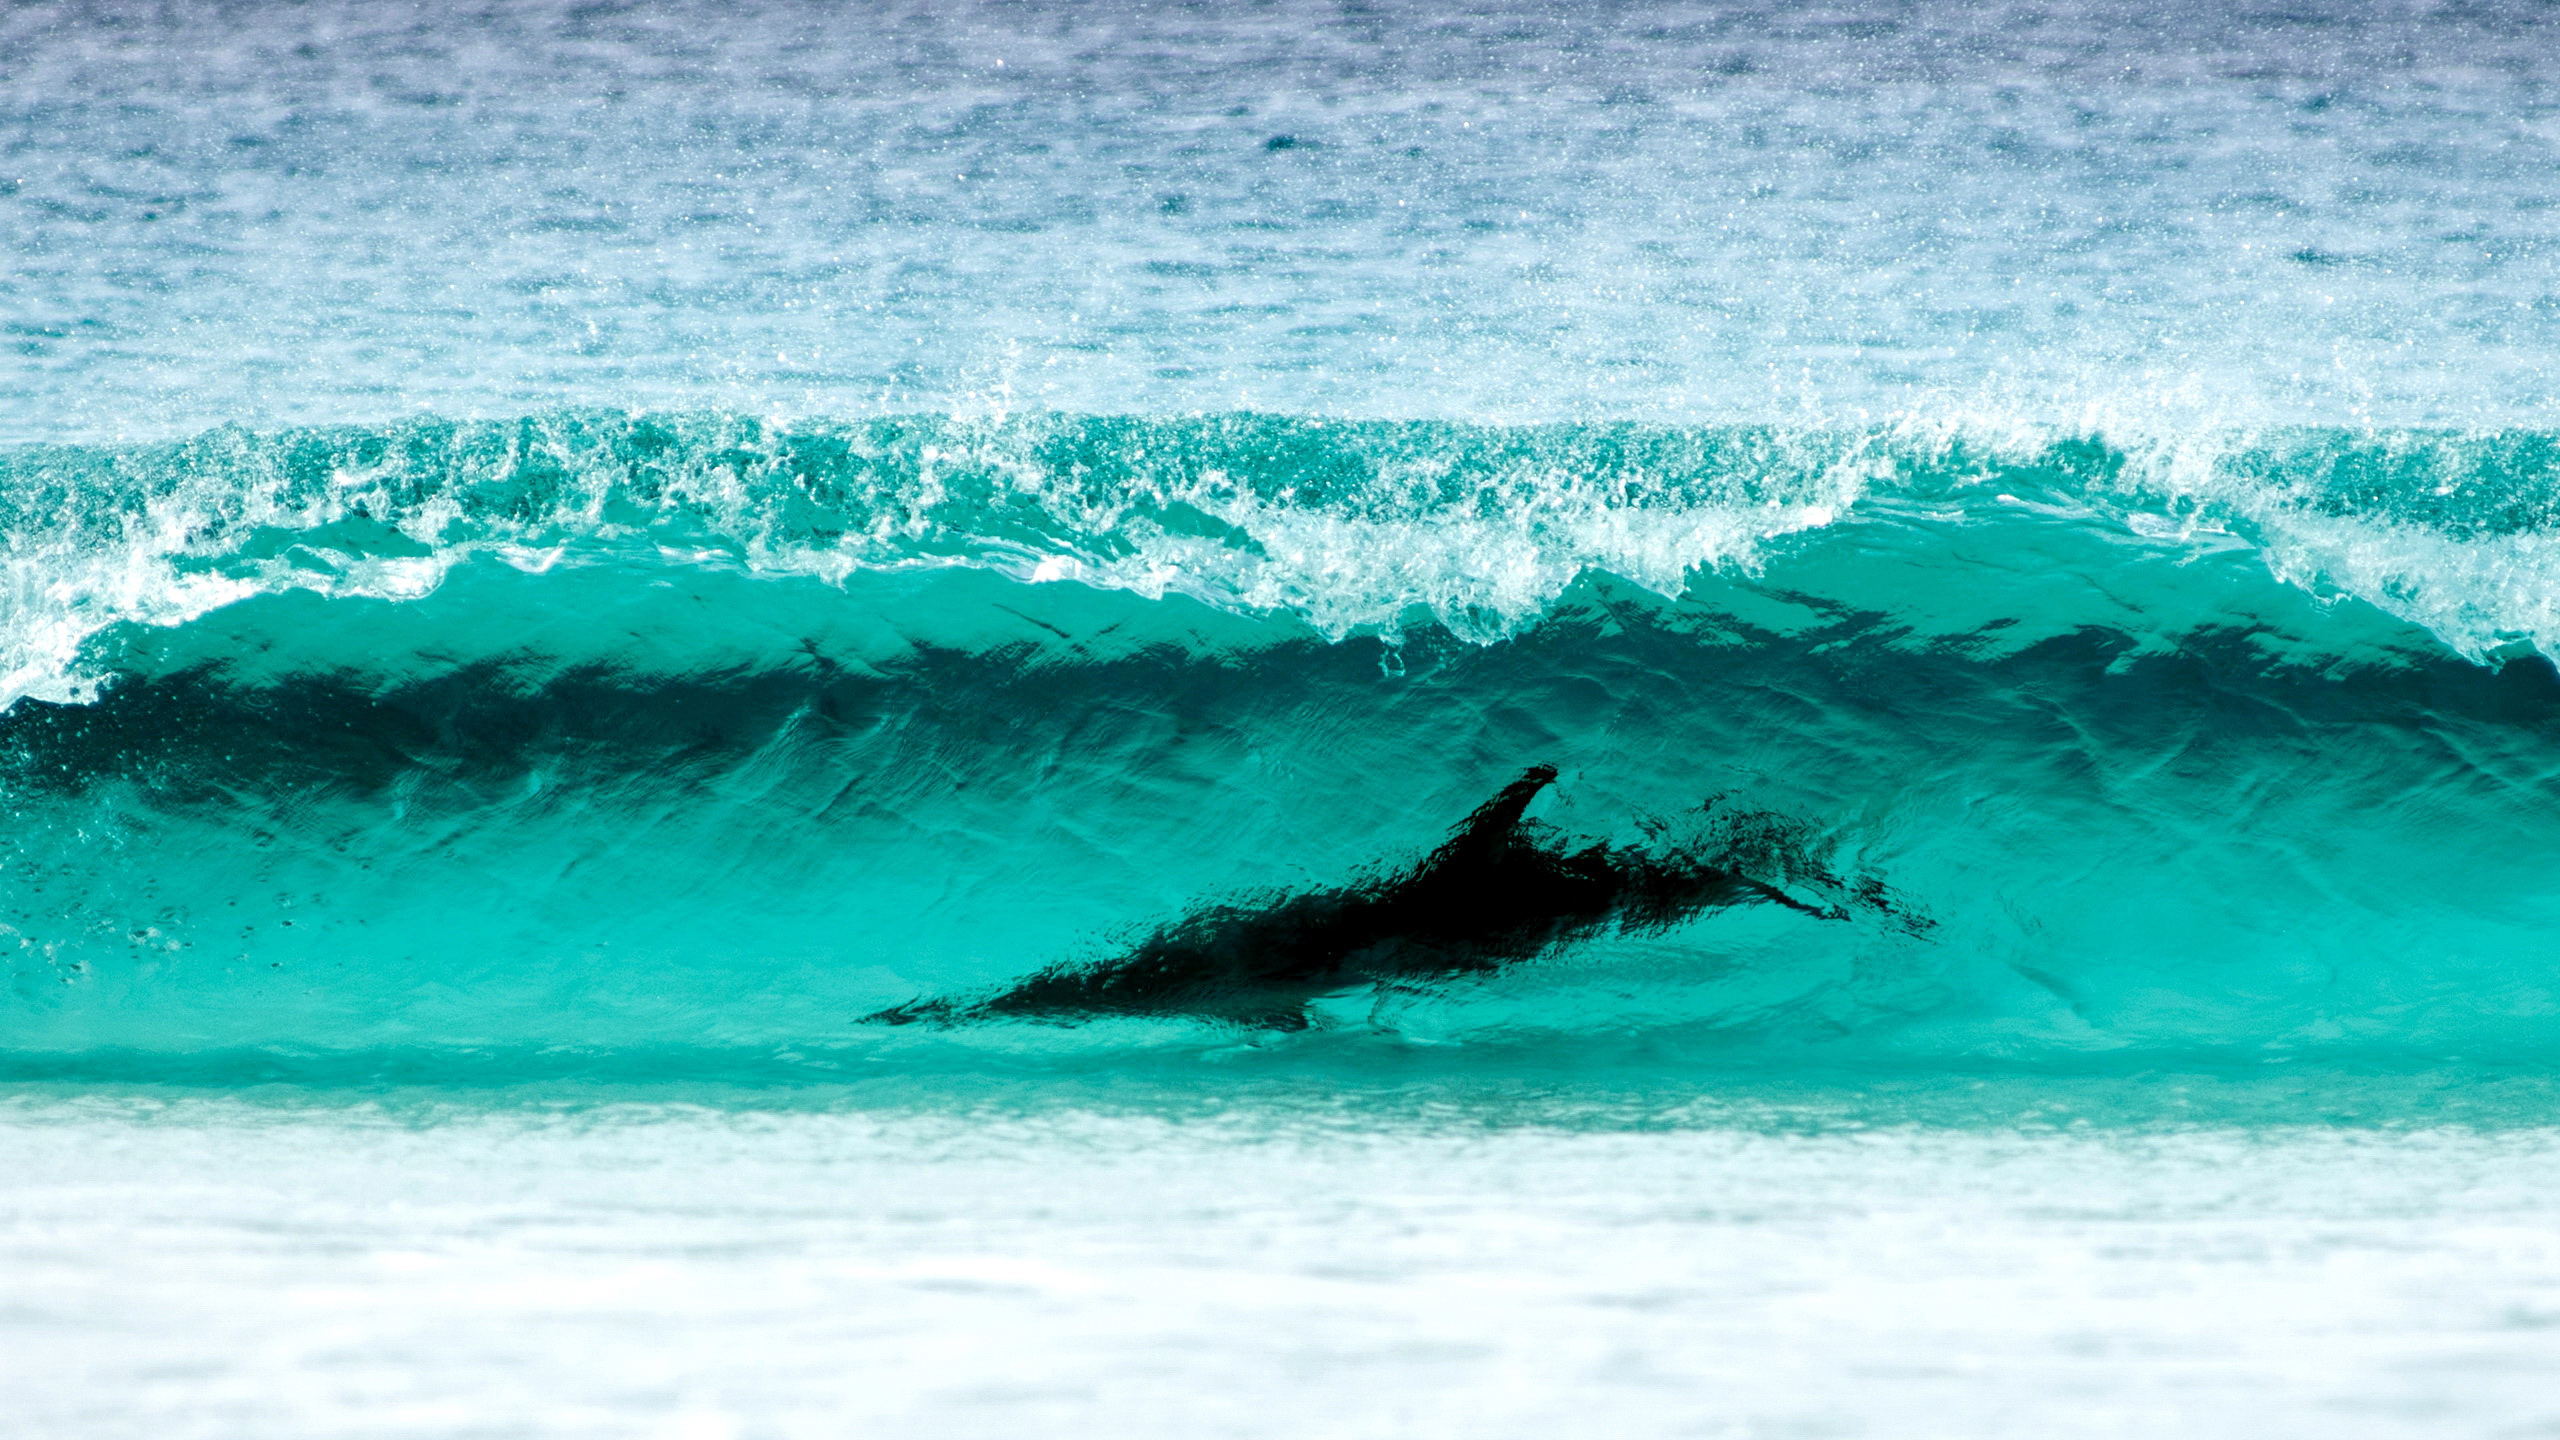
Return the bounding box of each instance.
[12,5,2560,1434]
[8,410,2560,1094]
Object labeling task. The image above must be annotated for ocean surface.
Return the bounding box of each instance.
[7,1,2560,1434]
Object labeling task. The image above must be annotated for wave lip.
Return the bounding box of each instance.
[16,412,2560,714]
[0,411,1875,709]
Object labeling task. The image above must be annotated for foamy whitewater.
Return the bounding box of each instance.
[6,2,2560,1435]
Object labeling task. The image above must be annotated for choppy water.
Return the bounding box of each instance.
[8,1,2560,1434]
[8,0,2557,435]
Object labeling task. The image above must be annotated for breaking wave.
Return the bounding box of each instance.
[8,410,2560,1081]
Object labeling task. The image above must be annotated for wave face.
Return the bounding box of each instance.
[9,411,2560,1080]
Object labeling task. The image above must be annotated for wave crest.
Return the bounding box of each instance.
[13,411,2560,710]
[2,411,1876,707]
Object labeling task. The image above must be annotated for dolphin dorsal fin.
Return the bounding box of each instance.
[1427,764,1558,867]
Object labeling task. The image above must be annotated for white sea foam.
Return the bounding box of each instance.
[8,1097,2560,1439]
[6,411,2560,711]
[0,414,1881,708]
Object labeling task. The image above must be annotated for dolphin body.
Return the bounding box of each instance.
[872,765,1899,1030]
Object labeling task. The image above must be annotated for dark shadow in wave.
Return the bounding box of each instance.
[873,765,1922,1030]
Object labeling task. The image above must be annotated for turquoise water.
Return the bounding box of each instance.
[9,413,2560,1076]
[9,2,2560,1433]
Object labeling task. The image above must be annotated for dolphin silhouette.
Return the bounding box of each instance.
[871,765,1909,1030]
